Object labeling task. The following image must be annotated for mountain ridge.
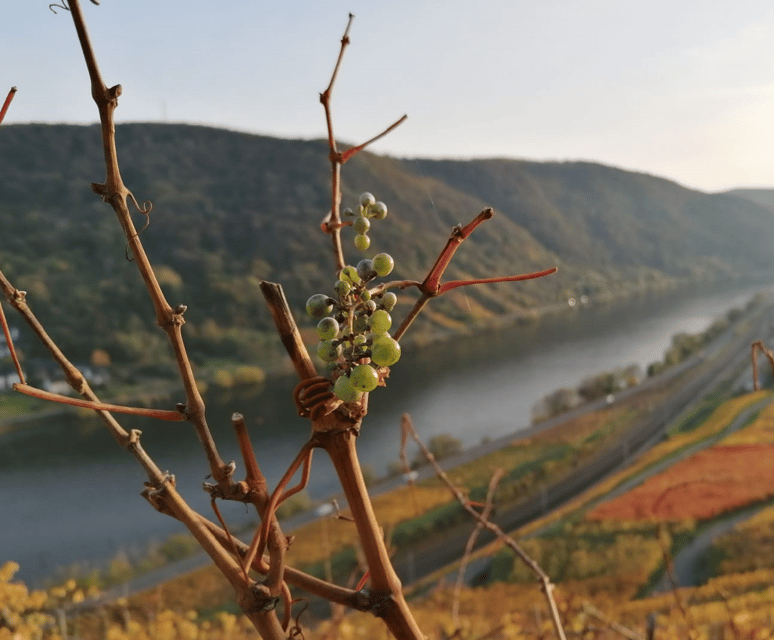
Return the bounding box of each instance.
[1,123,773,373]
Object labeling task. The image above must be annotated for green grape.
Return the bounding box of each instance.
[371,335,401,366]
[372,253,394,277]
[353,314,369,333]
[316,317,339,340]
[350,364,379,392]
[364,300,377,312]
[340,266,361,285]
[359,192,376,208]
[371,201,388,219]
[354,233,371,251]
[306,294,333,319]
[317,339,342,363]
[357,259,375,282]
[353,216,370,234]
[359,289,372,302]
[369,309,392,334]
[334,374,362,403]
[334,279,351,298]
[381,291,397,311]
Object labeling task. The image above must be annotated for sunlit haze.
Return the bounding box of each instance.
[5,0,774,192]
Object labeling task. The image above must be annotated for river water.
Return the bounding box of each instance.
[1,281,771,586]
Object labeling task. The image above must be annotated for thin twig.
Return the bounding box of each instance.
[0,86,17,125]
[243,441,315,574]
[0,299,25,382]
[197,514,371,611]
[751,340,774,391]
[319,13,355,271]
[582,603,645,640]
[451,468,503,627]
[340,114,408,164]
[401,414,568,640]
[13,383,187,421]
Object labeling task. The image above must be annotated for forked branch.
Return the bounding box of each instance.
[319,13,407,271]
[393,208,558,340]
[401,414,568,640]
[65,0,231,487]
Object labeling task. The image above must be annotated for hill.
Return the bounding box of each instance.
[2,123,774,374]
[723,187,774,210]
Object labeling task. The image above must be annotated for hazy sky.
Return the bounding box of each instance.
[4,1,774,192]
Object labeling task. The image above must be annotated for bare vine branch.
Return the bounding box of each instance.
[65,0,232,487]
[401,414,568,640]
[392,208,557,341]
[0,86,17,124]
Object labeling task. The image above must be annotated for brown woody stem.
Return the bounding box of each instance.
[13,383,187,421]
[318,429,425,639]
[0,86,17,125]
[66,0,230,485]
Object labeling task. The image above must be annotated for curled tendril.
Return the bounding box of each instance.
[49,0,98,13]
[293,377,335,419]
[287,599,308,639]
[124,195,153,262]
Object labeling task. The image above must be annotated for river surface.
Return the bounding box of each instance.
[1,281,771,586]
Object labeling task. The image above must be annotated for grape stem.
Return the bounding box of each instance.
[392,208,558,341]
[319,13,407,273]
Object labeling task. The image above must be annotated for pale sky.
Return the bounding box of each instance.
[4,0,774,193]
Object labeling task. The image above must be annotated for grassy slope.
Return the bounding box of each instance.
[3,123,774,372]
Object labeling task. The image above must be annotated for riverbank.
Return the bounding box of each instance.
[2,278,771,589]
[43,295,774,638]
[1,274,763,434]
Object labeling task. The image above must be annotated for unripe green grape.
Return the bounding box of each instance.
[334,279,351,298]
[357,259,375,282]
[353,314,369,333]
[317,339,342,363]
[369,309,392,334]
[316,317,339,340]
[334,374,362,403]
[354,234,371,251]
[359,289,372,302]
[371,201,388,219]
[306,294,333,319]
[372,253,394,277]
[359,192,376,208]
[381,291,397,311]
[350,364,379,392]
[371,335,401,366]
[340,266,361,285]
[353,216,370,234]
[364,300,377,313]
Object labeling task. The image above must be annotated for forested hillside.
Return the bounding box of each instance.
[2,123,773,371]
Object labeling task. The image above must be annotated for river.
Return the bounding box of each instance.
[1,281,771,586]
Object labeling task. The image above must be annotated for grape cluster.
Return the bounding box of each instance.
[343,192,388,251]
[306,254,401,403]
